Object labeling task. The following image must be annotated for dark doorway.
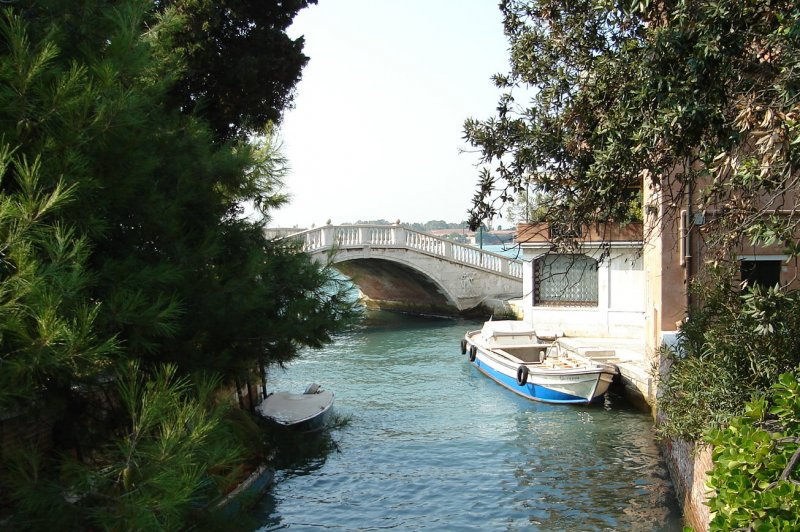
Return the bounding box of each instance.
[740,260,781,290]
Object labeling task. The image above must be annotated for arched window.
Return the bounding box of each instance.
[534,254,598,306]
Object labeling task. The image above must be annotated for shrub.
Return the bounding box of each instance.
[658,274,800,440]
[705,371,800,531]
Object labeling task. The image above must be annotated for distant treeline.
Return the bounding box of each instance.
[353,219,509,231]
[347,219,513,244]
[353,219,466,231]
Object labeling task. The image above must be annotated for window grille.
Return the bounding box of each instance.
[534,254,598,306]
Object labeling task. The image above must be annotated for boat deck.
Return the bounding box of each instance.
[494,348,590,370]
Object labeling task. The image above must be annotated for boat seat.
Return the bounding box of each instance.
[495,347,547,364]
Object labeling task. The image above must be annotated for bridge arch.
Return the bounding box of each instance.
[331,253,461,314]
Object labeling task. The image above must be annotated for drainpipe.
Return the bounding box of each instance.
[684,179,693,313]
[526,181,531,223]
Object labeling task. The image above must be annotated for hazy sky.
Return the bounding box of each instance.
[270,1,510,228]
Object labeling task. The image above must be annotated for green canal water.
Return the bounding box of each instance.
[253,312,682,531]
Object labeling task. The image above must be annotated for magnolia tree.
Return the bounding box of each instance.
[464,0,800,260]
[0,1,358,526]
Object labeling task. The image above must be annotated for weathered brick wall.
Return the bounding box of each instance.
[663,438,713,531]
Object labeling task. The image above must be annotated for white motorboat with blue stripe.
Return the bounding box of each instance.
[462,321,617,404]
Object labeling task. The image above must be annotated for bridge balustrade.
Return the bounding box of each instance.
[285,224,522,279]
[336,226,360,246]
[405,230,445,255]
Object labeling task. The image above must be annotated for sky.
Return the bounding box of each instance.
[269,1,511,229]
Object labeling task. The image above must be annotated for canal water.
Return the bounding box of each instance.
[253,312,682,531]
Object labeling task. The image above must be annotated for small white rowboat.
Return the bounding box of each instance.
[256,383,334,432]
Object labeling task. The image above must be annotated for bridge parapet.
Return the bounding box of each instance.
[286,224,523,279]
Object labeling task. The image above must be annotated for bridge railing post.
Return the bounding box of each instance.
[303,231,315,251]
[321,225,334,248]
[500,258,509,275]
[391,225,406,247]
[358,226,370,245]
[443,240,453,259]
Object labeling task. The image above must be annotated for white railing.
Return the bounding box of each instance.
[281,224,523,279]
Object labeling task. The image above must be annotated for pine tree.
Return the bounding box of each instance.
[1,1,358,526]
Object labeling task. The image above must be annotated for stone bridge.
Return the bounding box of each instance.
[282,224,523,315]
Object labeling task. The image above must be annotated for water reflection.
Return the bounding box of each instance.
[505,396,681,530]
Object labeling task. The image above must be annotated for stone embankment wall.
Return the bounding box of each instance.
[663,438,713,531]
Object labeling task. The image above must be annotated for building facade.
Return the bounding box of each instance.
[516,222,645,339]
